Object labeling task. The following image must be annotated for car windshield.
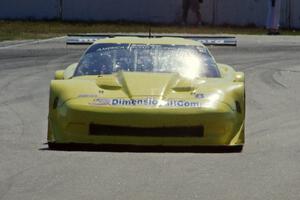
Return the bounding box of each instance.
[74,43,221,79]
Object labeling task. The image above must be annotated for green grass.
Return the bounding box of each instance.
[0,20,299,41]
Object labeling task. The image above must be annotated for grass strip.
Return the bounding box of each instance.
[0,20,299,41]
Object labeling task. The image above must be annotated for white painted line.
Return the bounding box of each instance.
[0,36,66,49]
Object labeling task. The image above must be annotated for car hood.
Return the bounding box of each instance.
[51,71,243,110]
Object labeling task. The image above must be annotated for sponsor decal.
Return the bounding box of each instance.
[78,94,98,98]
[90,98,201,108]
[194,93,205,99]
[199,39,225,44]
[78,38,97,43]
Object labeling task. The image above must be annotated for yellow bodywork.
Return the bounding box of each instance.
[48,37,245,148]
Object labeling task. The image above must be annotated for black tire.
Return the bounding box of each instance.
[231,145,243,153]
[48,142,64,150]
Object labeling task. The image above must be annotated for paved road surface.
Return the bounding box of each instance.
[0,36,299,200]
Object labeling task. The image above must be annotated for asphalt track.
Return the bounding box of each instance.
[0,35,300,200]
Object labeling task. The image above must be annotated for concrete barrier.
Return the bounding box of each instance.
[62,0,181,23]
[290,0,300,28]
[0,0,59,20]
[212,0,268,27]
[0,0,299,28]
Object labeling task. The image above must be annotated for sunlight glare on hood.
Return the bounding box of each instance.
[202,90,223,108]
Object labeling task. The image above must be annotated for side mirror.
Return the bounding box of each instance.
[234,72,245,82]
[55,70,65,80]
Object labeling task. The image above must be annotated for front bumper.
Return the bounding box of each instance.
[48,102,244,146]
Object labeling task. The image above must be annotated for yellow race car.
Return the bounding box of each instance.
[48,34,244,151]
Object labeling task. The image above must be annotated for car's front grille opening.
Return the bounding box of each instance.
[89,124,204,137]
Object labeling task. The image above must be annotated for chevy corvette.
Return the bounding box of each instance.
[47,34,245,151]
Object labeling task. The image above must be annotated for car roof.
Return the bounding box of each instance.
[93,36,205,47]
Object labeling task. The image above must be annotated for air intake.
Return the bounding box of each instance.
[89,124,204,137]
